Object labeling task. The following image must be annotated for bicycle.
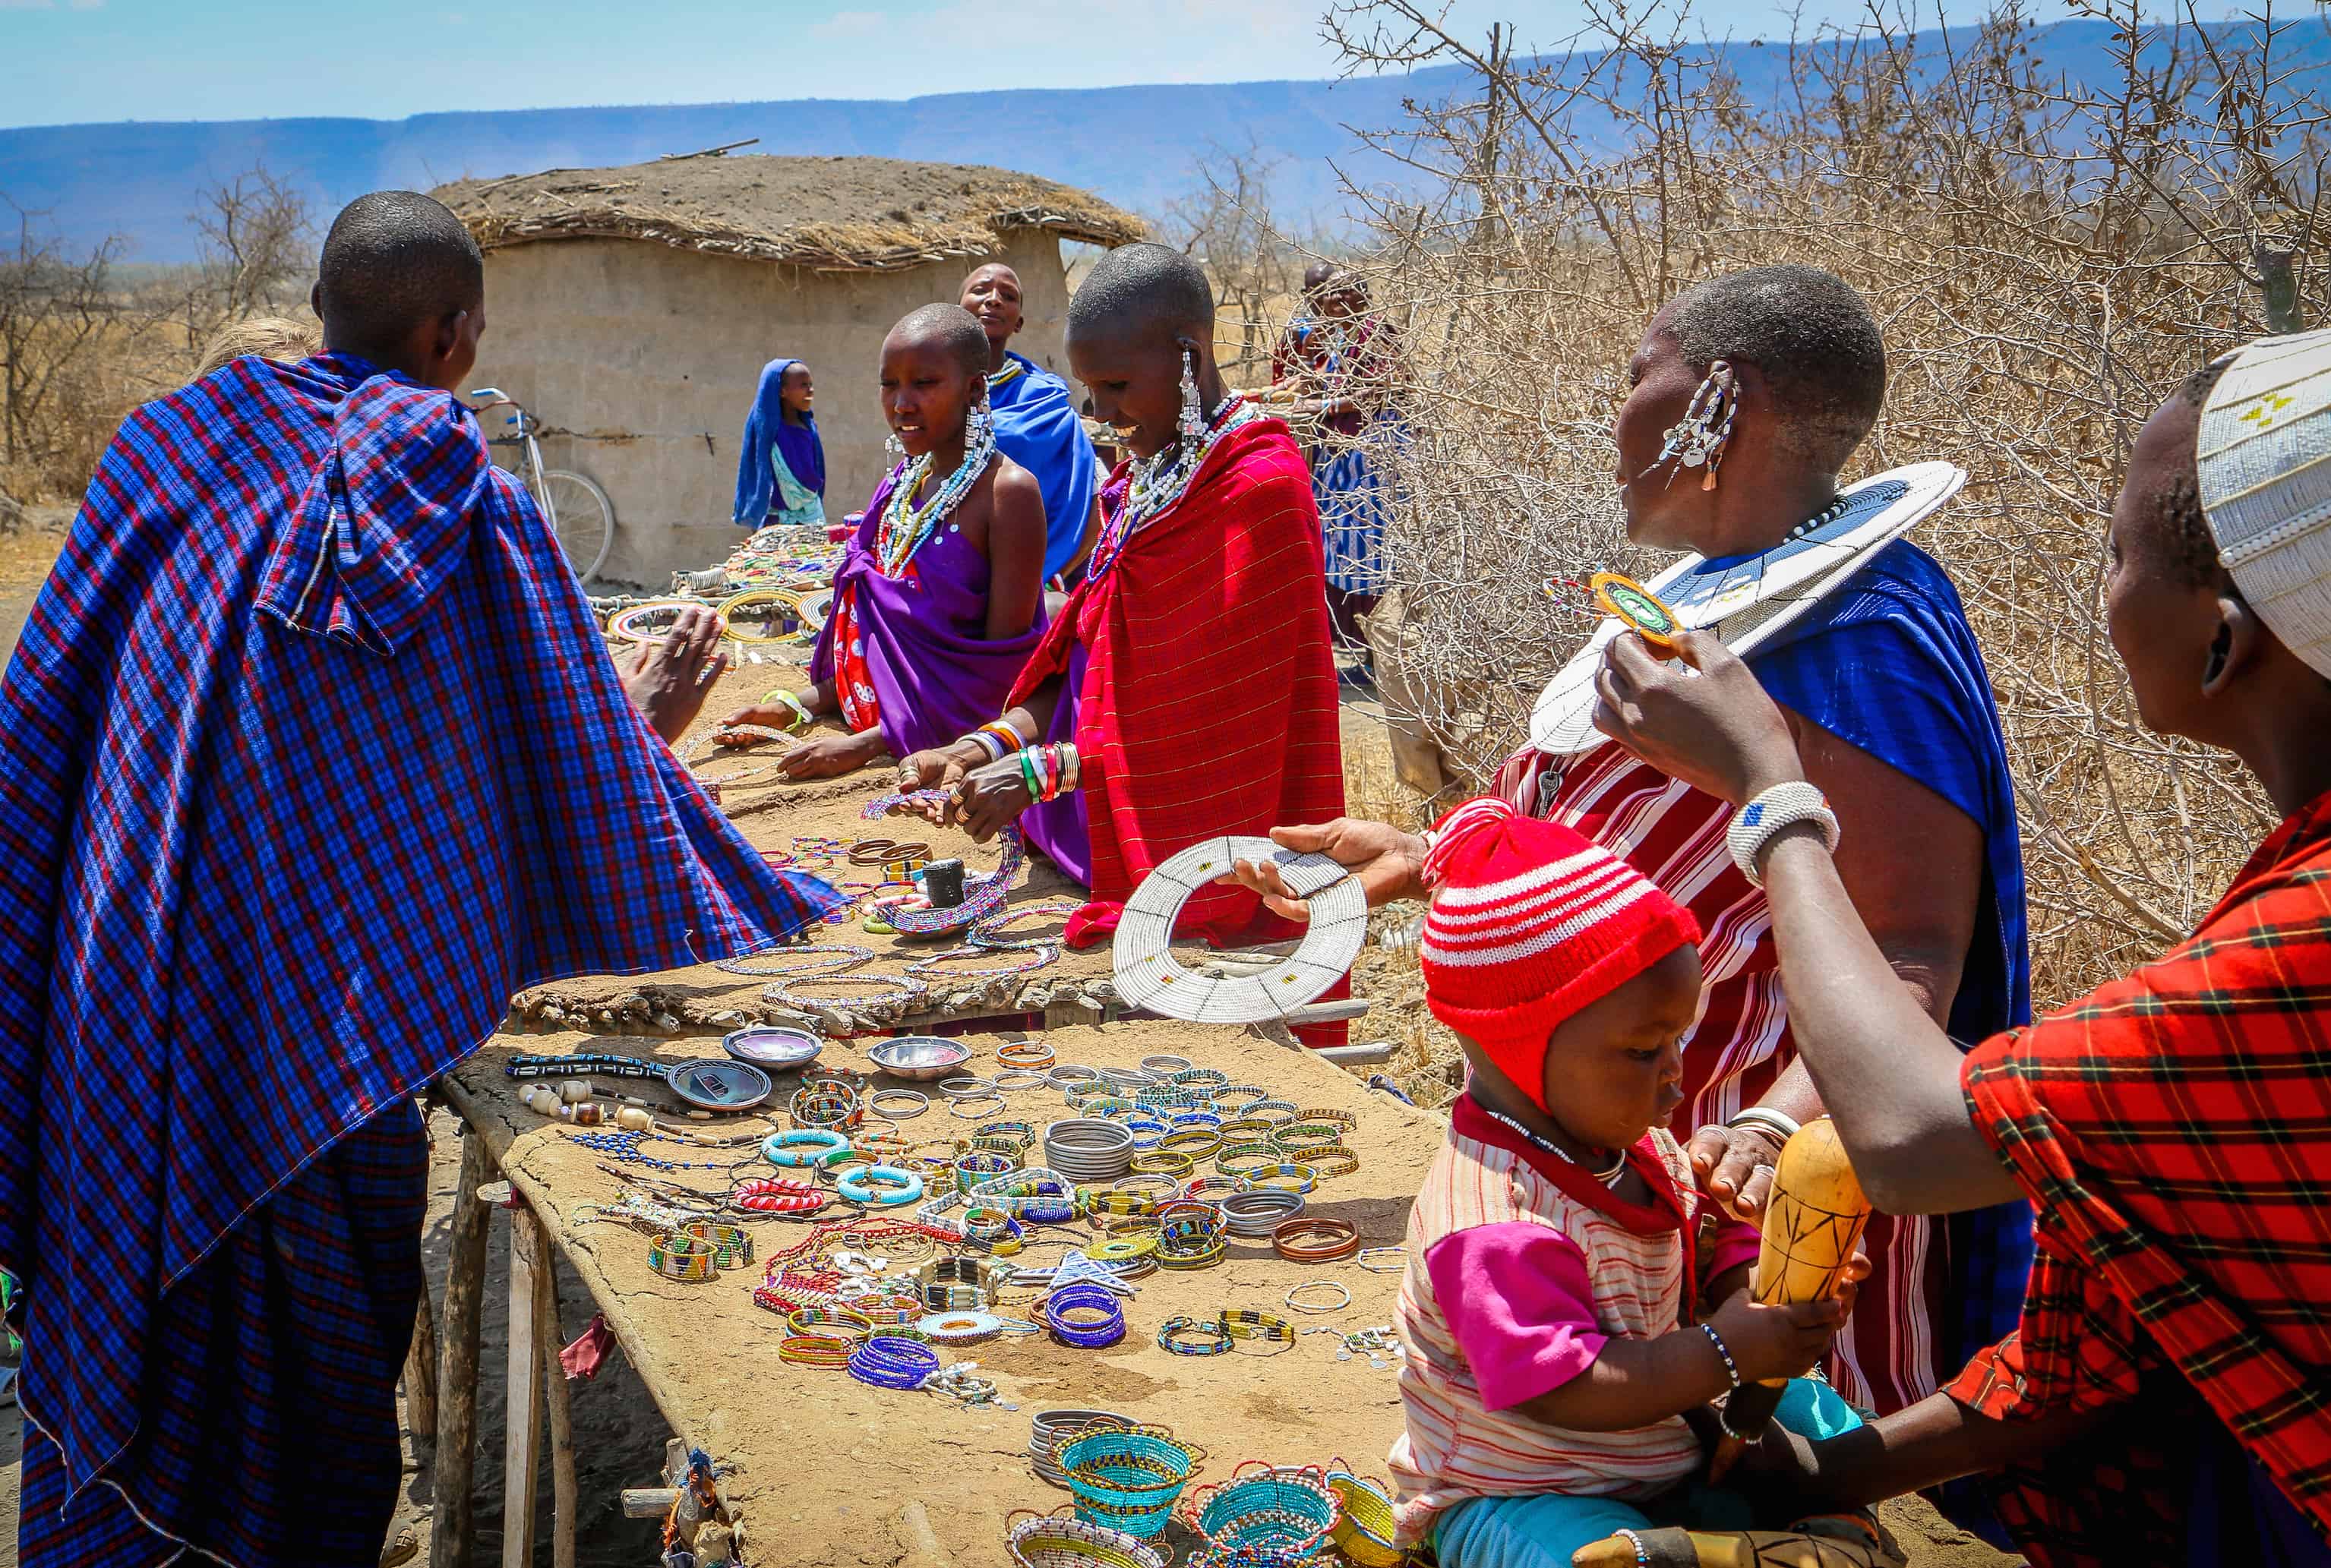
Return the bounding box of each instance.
[468,387,617,584]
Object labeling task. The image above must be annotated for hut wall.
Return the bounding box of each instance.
[469,228,1075,587]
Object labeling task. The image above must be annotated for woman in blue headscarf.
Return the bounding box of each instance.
[962,263,1101,578]
[734,357,826,528]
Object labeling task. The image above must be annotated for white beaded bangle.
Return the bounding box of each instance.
[1727,781,1840,888]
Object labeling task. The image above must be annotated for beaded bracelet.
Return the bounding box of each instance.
[1219,1308,1297,1346]
[971,1121,1038,1152]
[1157,1316,1235,1355]
[1216,1143,1282,1178]
[1299,1146,1360,1180]
[1156,1238,1227,1270]
[776,1334,856,1368]
[1284,1280,1352,1314]
[714,943,873,979]
[1244,1100,1302,1127]
[788,1306,876,1342]
[1139,1054,1194,1074]
[683,1220,754,1269]
[1047,1064,1101,1090]
[1249,1164,1318,1195]
[1085,1234,1160,1263]
[764,972,927,1012]
[1273,1122,1350,1153]
[1157,1129,1224,1162]
[1170,1067,1232,1092]
[868,1088,930,1121]
[1216,1118,1278,1143]
[1043,1284,1126,1349]
[993,1069,1051,1093]
[1273,1217,1362,1263]
[836,1165,925,1206]
[848,1336,940,1391]
[506,1052,663,1081]
[733,1178,827,1214]
[948,1093,1011,1120]
[1178,1175,1252,1202]
[1129,1150,1195,1178]
[648,1232,717,1282]
[1210,1085,1271,1112]
[997,1040,1057,1070]
[764,1128,853,1167]
[1703,1323,1744,1393]
[1355,1246,1409,1274]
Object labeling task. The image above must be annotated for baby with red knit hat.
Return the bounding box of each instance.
[1388,798,1865,1568]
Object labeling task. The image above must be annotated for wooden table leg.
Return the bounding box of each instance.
[501,1205,547,1568]
[406,1283,441,1448]
[535,1245,579,1568]
[432,1130,494,1568]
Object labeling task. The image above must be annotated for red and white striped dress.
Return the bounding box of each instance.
[1495,740,1941,1415]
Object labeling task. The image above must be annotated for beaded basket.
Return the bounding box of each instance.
[1005,1510,1168,1568]
[1179,1464,1338,1565]
[1059,1424,1202,1540]
[1325,1472,1407,1568]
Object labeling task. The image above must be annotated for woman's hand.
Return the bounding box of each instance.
[1688,1120,1792,1222]
[893,748,974,823]
[716,699,807,740]
[1593,629,1805,806]
[952,754,1035,841]
[776,731,885,781]
[1222,819,1429,920]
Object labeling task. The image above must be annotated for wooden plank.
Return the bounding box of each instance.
[431,1129,495,1568]
[536,1243,580,1568]
[501,1207,547,1568]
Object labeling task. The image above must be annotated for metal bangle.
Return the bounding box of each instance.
[868,1088,930,1120]
[1283,1280,1351,1314]
[1723,1106,1803,1144]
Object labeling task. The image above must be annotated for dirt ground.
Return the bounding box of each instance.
[0,519,2012,1566]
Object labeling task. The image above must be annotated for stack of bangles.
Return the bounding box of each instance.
[1042,1282,1126,1348]
[848,1335,941,1391]
[963,718,1031,763]
[1015,743,1079,803]
[1273,1216,1362,1263]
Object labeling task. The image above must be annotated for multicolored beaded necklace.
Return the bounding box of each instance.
[1083,393,1263,585]
[873,425,997,578]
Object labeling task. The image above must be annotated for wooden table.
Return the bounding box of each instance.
[427,1015,1442,1567]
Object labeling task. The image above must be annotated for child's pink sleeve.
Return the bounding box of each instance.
[1423,1223,1606,1412]
[1708,1211,1762,1284]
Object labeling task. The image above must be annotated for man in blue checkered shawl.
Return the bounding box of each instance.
[0,191,842,1566]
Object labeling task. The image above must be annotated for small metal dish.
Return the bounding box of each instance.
[722,1025,822,1071]
[665,1058,774,1111]
[867,1036,974,1081]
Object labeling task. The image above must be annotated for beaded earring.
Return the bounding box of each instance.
[967,393,993,444]
[1177,349,1204,450]
[886,431,906,462]
[1657,360,1739,491]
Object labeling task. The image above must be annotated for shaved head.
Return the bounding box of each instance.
[889,302,991,377]
[1068,242,1214,348]
[1666,264,1884,469]
[315,191,483,362]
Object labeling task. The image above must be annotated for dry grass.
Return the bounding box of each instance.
[1318,0,2329,1011]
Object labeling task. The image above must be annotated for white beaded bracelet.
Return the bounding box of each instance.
[1726,781,1841,888]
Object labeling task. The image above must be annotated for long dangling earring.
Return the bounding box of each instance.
[1657,360,1739,491]
[967,394,993,446]
[1177,349,1205,453]
[886,431,906,462]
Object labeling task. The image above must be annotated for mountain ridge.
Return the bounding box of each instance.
[3,18,2318,262]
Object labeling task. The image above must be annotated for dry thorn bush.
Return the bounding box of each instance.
[1321,0,2327,1011]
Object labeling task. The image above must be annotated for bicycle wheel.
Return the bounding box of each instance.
[538,469,615,583]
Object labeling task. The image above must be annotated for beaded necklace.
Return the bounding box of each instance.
[1084,393,1262,585]
[1477,1105,1628,1186]
[987,359,1028,390]
[1775,490,1856,546]
[874,427,997,578]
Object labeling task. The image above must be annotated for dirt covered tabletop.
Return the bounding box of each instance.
[444,1017,1440,1567]
[509,654,1125,1040]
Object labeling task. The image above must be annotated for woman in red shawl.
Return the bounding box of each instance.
[1591,335,2331,1564]
[899,242,1346,1031]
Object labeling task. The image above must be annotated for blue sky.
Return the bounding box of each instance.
[1,0,2019,129]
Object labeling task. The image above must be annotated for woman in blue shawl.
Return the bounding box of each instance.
[734,357,826,528]
[962,263,1101,578]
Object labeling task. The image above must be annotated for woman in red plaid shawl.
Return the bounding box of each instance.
[1593,332,2331,1564]
[900,242,1347,1040]
[0,193,840,1568]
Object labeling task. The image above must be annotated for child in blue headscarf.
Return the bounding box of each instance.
[734,358,826,528]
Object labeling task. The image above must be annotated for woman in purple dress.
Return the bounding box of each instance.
[721,304,1047,778]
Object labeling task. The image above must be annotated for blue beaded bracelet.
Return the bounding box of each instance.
[1157,1315,1233,1356]
[1044,1284,1126,1349]
[848,1335,940,1390]
[837,1164,925,1206]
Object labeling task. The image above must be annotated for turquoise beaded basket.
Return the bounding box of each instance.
[1179,1463,1339,1566]
[1058,1424,1201,1540]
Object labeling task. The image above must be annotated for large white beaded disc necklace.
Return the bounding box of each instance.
[873,412,997,579]
[1085,355,1263,585]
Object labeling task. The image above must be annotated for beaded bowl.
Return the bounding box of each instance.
[1325,1472,1407,1567]
[1005,1510,1167,1568]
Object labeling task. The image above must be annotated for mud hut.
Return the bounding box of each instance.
[433,153,1141,585]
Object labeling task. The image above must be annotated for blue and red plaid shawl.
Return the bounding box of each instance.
[0,353,839,1527]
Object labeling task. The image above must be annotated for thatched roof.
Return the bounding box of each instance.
[433,153,1142,273]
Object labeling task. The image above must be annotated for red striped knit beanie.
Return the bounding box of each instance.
[1418,797,1701,1112]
